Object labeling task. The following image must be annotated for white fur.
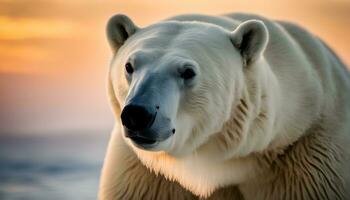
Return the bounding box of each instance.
[100,13,350,199]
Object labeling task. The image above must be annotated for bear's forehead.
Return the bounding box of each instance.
[120,21,230,64]
[127,21,228,51]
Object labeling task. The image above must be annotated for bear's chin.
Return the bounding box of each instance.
[126,133,175,153]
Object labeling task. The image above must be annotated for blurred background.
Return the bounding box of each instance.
[0,0,349,199]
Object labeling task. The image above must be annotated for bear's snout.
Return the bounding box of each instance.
[121,104,156,131]
[121,103,174,150]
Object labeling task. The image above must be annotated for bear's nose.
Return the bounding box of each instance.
[121,104,156,131]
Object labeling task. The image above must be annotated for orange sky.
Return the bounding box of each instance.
[0,0,349,135]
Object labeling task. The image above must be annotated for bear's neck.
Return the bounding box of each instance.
[212,56,321,158]
[198,58,284,159]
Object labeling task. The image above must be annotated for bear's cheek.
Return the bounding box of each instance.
[169,115,197,155]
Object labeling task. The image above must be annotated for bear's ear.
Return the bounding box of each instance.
[230,20,269,66]
[106,14,139,52]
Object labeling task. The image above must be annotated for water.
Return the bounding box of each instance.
[0,133,110,200]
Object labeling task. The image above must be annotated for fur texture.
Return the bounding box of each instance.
[99,13,350,199]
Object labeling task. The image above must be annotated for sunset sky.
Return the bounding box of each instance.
[0,0,349,135]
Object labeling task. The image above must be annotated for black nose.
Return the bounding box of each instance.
[121,105,156,131]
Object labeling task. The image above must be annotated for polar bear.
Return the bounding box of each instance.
[99,13,350,200]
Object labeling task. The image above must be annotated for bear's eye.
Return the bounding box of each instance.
[180,68,196,80]
[125,62,134,74]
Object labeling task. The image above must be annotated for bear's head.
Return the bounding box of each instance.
[107,14,269,158]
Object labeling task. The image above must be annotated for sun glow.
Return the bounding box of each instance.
[0,16,76,40]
